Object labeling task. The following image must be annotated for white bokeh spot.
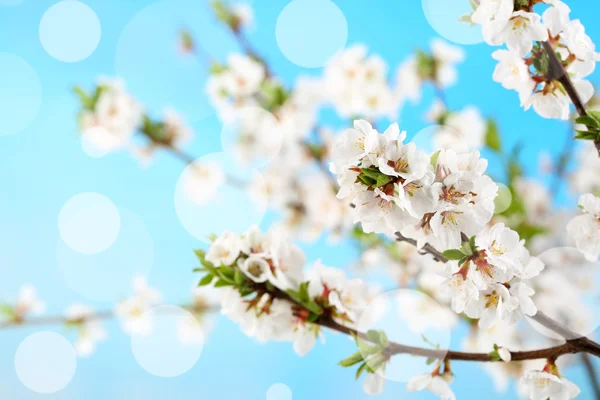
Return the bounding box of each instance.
[39,0,101,62]
[57,207,154,302]
[494,183,512,214]
[131,305,204,377]
[266,383,293,400]
[276,0,348,68]
[174,152,266,243]
[15,331,77,394]
[58,192,121,255]
[0,53,42,136]
[422,0,483,45]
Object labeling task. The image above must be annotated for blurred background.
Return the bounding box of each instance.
[0,0,598,398]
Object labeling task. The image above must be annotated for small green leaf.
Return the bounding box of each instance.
[441,249,466,261]
[575,115,600,129]
[338,351,364,367]
[357,174,377,186]
[460,242,473,257]
[213,279,233,288]
[430,150,441,168]
[198,274,214,286]
[375,174,392,188]
[485,119,502,152]
[355,362,369,379]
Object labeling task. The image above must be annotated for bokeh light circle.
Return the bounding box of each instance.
[174,152,266,243]
[131,305,204,377]
[422,0,484,45]
[266,383,293,400]
[220,106,283,169]
[356,289,454,383]
[81,127,112,158]
[276,0,348,68]
[39,0,101,62]
[0,53,42,136]
[57,208,154,302]
[15,331,77,394]
[494,183,512,214]
[58,192,121,254]
[410,124,473,155]
[527,247,600,340]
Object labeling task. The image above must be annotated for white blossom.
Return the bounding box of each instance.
[567,193,600,261]
[66,304,107,356]
[520,370,580,400]
[407,372,455,400]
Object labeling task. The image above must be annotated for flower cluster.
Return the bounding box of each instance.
[323,45,400,119]
[441,223,544,329]
[200,226,379,356]
[567,193,600,261]
[426,100,487,152]
[396,38,465,103]
[331,120,497,251]
[470,0,597,119]
[74,78,192,161]
[0,285,45,324]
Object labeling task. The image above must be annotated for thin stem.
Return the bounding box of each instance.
[394,231,600,358]
[395,232,448,263]
[581,353,600,400]
[542,41,587,117]
[260,285,592,363]
[0,304,219,330]
[318,315,579,362]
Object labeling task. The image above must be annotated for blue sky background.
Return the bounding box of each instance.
[0,0,599,398]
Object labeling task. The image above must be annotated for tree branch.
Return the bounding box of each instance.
[0,304,218,330]
[542,41,587,118]
[393,231,600,358]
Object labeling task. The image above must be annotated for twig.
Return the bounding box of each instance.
[0,304,219,330]
[263,283,597,363]
[394,231,600,358]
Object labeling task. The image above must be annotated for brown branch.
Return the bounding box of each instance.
[542,41,587,118]
[318,315,581,362]
[395,232,448,263]
[393,231,600,359]
[0,304,218,330]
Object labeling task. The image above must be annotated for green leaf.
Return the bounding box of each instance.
[469,235,476,251]
[460,242,473,257]
[198,274,215,286]
[366,330,382,344]
[355,362,369,380]
[213,279,233,288]
[356,339,380,356]
[430,150,441,168]
[0,304,15,318]
[485,119,502,152]
[375,174,392,188]
[338,351,364,367]
[234,269,246,285]
[361,167,383,180]
[441,249,466,261]
[357,174,377,186]
[575,115,600,129]
[194,249,207,262]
